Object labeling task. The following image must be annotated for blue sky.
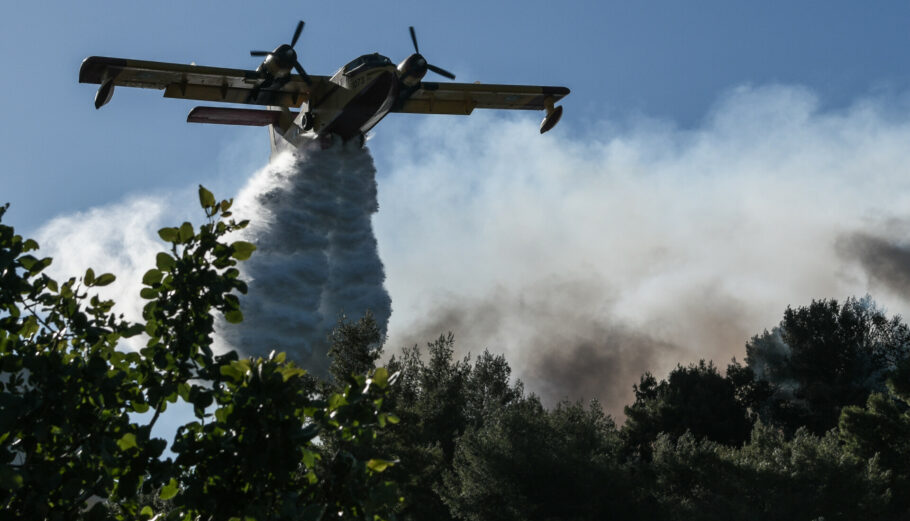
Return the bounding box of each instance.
[3,1,910,232]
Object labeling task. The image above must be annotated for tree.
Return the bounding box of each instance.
[0,188,400,520]
[348,335,525,521]
[622,361,752,459]
[327,313,384,390]
[441,398,639,521]
[648,424,891,521]
[840,357,910,517]
[746,297,910,434]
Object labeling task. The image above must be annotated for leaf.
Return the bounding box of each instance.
[18,255,38,271]
[158,227,179,242]
[19,316,39,338]
[371,367,389,388]
[140,287,158,300]
[224,309,244,324]
[159,478,178,500]
[94,273,115,286]
[139,505,154,518]
[142,269,163,285]
[198,185,216,209]
[230,241,257,261]
[215,407,230,423]
[366,459,395,472]
[116,432,137,451]
[178,222,194,243]
[279,366,305,382]
[84,267,96,285]
[177,382,191,401]
[302,448,318,468]
[328,393,348,411]
[156,252,176,271]
[220,364,243,382]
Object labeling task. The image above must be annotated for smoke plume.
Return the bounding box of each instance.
[838,227,910,299]
[375,85,910,415]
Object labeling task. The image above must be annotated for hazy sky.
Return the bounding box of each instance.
[7,2,910,413]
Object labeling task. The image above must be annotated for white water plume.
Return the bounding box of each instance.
[221,138,392,374]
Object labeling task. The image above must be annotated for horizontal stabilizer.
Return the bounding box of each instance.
[187,106,298,126]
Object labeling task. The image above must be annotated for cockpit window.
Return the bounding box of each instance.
[343,53,393,75]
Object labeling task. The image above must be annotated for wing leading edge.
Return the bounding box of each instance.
[79,56,324,108]
[393,82,570,115]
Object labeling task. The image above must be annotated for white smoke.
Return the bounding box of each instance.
[375,85,910,413]
[35,195,192,334]
[220,138,392,372]
[31,84,910,414]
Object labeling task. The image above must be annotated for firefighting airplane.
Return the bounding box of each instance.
[79,21,570,152]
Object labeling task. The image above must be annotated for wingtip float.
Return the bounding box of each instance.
[79,21,570,150]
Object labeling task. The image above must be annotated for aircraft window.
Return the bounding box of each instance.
[343,57,364,74]
[343,54,393,75]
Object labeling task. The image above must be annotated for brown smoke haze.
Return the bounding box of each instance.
[376,85,910,417]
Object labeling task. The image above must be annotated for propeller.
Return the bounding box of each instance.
[249,20,311,85]
[290,20,304,47]
[408,26,455,80]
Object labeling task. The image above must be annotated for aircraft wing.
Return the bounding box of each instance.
[79,56,326,108]
[392,82,570,115]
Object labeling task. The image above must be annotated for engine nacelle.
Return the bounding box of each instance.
[94,79,115,109]
[397,53,427,88]
[540,105,563,134]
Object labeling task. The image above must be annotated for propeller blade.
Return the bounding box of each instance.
[294,62,312,85]
[409,26,419,53]
[250,50,272,57]
[427,64,456,80]
[291,20,304,47]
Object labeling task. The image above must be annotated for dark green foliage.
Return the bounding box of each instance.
[725,360,775,422]
[442,398,639,521]
[382,335,474,521]
[839,357,910,516]
[648,424,890,520]
[330,305,909,519]
[623,360,752,458]
[327,312,384,389]
[5,183,910,520]
[380,335,524,521]
[0,190,400,520]
[0,202,156,520]
[746,297,910,434]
